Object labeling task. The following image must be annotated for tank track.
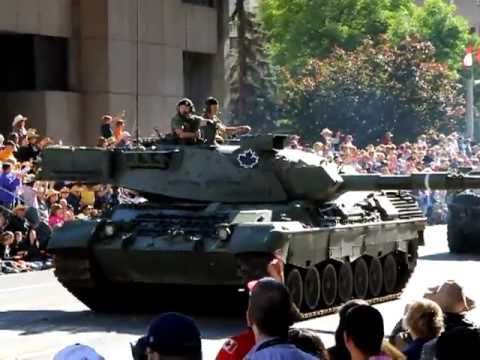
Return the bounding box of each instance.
[237,249,415,321]
[53,249,414,318]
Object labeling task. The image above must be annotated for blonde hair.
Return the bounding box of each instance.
[403,299,444,339]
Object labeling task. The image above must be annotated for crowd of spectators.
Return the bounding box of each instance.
[289,128,480,224]
[0,113,138,274]
[119,261,479,360]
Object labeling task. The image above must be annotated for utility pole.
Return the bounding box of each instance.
[464,47,475,140]
[466,65,474,140]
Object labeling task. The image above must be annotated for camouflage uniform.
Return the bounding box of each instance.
[171,113,203,144]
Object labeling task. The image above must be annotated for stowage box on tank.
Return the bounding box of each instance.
[37,134,480,315]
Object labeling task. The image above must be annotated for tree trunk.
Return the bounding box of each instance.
[236,0,247,125]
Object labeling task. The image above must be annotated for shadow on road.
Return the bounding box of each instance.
[0,309,244,339]
[420,252,480,261]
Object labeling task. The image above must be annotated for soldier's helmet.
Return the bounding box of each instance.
[205,97,219,107]
[177,98,195,113]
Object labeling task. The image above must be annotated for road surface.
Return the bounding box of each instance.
[0,225,479,359]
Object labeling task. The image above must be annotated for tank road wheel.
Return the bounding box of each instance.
[337,262,353,303]
[286,269,303,309]
[303,267,321,310]
[383,254,398,294]
[353,258,369,299]
[321,264,338,307]
[368,257,383,297]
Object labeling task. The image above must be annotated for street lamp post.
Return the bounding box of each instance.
[464,48,475,140]
[466,65,474,140]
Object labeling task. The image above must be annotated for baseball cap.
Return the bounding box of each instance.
[146,312,202,356]
[53,344,104,360]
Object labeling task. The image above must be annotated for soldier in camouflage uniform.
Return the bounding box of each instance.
[203,97,251,143]
[171,98,213,145]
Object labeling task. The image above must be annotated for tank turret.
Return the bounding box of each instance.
[38,134,480,202]
[34,135,480,316]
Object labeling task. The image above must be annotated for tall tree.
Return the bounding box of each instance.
[259,0,472,70]
[388,0,471,69]
[259,0,411,70]
[284,37,465,145]
[227,0,279,130]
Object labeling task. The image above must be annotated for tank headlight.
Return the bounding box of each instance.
[216,225,231,241]
[104,224,115,237]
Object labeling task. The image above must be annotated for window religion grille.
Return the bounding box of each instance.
[0,33,68,91]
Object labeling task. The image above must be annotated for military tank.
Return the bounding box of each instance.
[447,167,480,254]
[37,134,480,315]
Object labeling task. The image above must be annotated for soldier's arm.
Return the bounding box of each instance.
[224,125,251,135]
[172,116,198,140]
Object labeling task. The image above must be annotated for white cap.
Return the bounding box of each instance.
[12,114,27,127]
[53,344,105,360]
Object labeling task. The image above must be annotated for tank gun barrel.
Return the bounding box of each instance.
[341,173,480,192]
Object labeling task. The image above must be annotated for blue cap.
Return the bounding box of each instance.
[146,312,202,356]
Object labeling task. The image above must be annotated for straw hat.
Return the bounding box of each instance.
[27,128,40,138]
[46,189,60,199]
[321,128,333,136]
[424,280,475,313]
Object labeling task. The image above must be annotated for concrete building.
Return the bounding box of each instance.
[0,0,228,145]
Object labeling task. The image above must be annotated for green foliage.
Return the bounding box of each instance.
[284,37,465,145]
[259,0,412,69]
[388,0,472,69]
[227,1,279,131]
[259,0,473,70]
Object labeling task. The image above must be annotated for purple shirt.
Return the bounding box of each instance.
[0,171,20,205]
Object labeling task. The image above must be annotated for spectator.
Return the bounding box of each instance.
[0,162,21,208]
[0,231,17,260]
[114,118,125,143]
[17,228,43,262]
[0,141,17,162]
[96,137,108,148]
[67,185,82,214]
[244,277,316,359]
[435,327,480,360]
[100,115,114,139]
[16,129,40,162]
[46,189,60,209]
[11,114,28,139]
[288,328,328,359]
[7,205,28,233]
[49,203,64,228]
[145,312,202,360]
[18,174,38,209]
[53,343,105,360]
[423,280,476,331]
[329,299,368,360]
[402,299,444,360]
[343,305,387,360]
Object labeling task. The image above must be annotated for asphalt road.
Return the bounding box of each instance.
[1,225,479,360]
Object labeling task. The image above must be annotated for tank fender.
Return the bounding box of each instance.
[47,220,99,252]
[229,222,304,262]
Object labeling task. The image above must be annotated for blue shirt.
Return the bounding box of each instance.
[245,338,318,360]
[0,171,20,205]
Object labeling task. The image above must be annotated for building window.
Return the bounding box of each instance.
[183,51,214,109]
[183,0,215,7]
[0,33,68,92]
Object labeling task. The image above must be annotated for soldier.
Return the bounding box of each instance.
[203,97,251,143]
[171,98,213,145]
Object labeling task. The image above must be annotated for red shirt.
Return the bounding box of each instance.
[216,329,256,360]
